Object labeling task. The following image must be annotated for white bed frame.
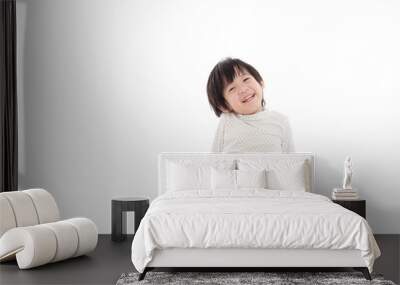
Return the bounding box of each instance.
[140,152,370,280]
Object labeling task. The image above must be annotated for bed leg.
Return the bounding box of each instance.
[138,268,148,281]
[354,267,371,280]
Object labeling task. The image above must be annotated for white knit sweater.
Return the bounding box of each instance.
[211,108,295,153]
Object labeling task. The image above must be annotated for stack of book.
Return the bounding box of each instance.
[332,188,359,200]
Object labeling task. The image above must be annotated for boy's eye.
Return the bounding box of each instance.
[243,77,250,82]
[228,87,235,92]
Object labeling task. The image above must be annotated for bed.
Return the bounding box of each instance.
[131,152,381,281]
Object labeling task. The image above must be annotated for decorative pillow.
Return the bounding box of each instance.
[211,168,236,190]
[167,162,211,191]
[236,169,268,189]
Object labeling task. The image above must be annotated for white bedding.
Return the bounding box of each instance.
[131,189,380,273]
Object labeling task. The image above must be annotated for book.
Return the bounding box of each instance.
[332,192,358,197]
[333,188,358,193]
[332,193,359,200]
[332,196,360,200]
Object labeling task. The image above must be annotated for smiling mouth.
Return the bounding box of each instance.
[242,94,256,103]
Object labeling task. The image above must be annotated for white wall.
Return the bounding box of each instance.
[16,0,400,233]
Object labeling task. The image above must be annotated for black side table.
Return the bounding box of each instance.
[111,197,149,241]
[332,199,366,219]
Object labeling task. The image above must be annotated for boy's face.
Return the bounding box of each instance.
[222,69,264,115]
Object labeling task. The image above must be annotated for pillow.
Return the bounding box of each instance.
[266,163,307,191]
[211,168,236,190]
[237,159,310,191]
[211,168,268,190]
[167,162,211,191]
[236,169,268,189]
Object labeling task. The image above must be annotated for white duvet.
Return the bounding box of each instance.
[131,189,380,273]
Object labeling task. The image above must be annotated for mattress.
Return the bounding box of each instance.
[131,189,381,273]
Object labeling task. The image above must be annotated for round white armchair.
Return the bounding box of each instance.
[0,189,98,269]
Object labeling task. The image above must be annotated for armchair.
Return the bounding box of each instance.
[0,188,98,269]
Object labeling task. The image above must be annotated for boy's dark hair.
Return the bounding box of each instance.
[207,57,265,117]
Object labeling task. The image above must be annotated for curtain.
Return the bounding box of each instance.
[0,0,18,192]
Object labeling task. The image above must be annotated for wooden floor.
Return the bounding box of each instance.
[0,234,398,285]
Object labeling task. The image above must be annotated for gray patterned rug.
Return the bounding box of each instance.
[116,271,396,285]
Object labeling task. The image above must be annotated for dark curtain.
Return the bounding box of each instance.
[0,0,18,192]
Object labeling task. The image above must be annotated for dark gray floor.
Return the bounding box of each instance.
[0,234,399,285]
[0,235,134,285]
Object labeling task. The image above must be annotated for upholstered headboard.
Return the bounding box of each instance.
[158,152,315,195]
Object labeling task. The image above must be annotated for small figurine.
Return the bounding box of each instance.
[342,156,353,190]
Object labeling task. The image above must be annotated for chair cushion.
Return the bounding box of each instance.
[0,192,39,227]
[24,189,60,224]
[64,218,98,257]
[0,189,60,237]
[0,226,57,268]
[0,196,16,237]
[42,221,79,262]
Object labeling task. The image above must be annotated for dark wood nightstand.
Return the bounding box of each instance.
[111,197,150,241]
[332,199,366,219]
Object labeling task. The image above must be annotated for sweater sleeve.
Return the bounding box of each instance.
[282,117,295,152]
[211,116,225,152]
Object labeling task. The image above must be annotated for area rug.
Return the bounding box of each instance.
[116,271,397,285]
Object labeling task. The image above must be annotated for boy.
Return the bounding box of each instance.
[207,57,295,153]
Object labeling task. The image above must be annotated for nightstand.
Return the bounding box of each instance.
[332,199,366,219]
[111,197,150,241]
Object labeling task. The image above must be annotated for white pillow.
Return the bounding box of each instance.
[211,168,236,190]
[167,162,211,191]
[236,169,268,189]
[237,159,309,192]
[267,163,307,191]
[211,168,268,190]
